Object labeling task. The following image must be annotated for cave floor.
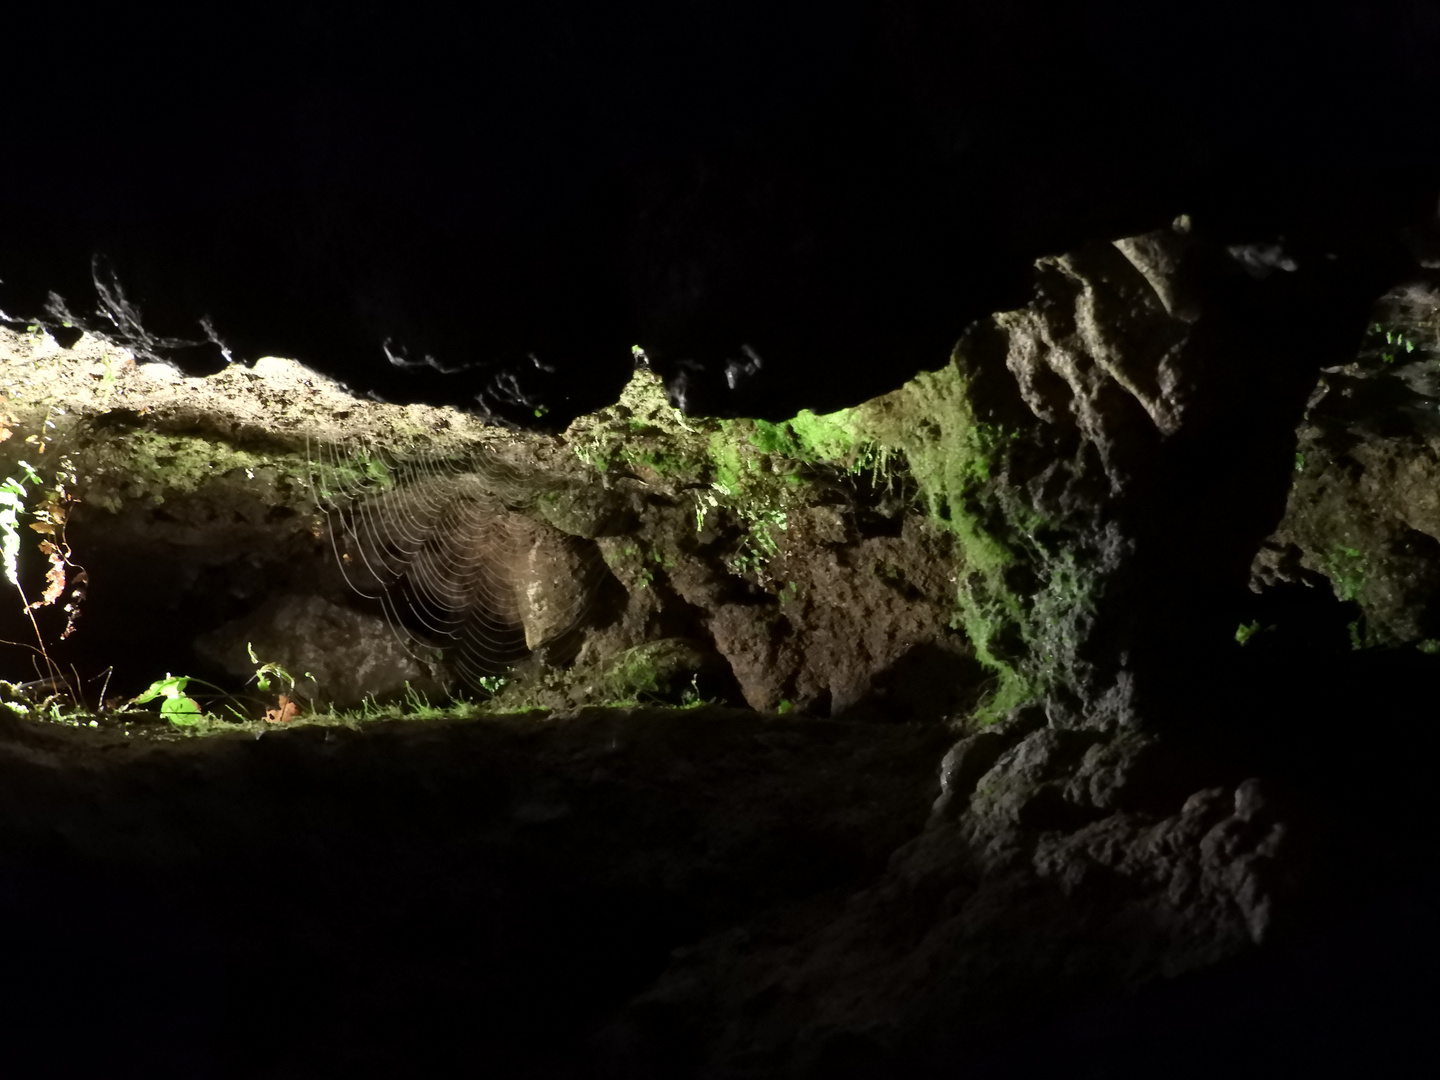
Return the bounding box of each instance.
[0,703,953,1077]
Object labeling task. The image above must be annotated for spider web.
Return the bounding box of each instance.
[308,439,610,689]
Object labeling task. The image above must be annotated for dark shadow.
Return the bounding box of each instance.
[841,640,986,724]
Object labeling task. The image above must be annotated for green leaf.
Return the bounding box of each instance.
[162,695,203,725]
[131,674,191,705]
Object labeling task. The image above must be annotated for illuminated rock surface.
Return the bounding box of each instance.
[2,216,1438,1076]
[2,4,1439,1075]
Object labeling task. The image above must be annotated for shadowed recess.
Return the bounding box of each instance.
[308,440,611,688]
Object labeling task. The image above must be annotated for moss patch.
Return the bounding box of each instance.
[834,356,1045,721]
[561,362,1058,723]
[64,427,314,514]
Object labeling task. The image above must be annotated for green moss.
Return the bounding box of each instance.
[841,355,1045,721]
[573,354,1043,720]
[606,648,665,701]
[598,641,713,706]
[787,409,865,461]
[312,448,394,502]
[601,539,679,591]
[627,447,704,480]
[749,419,800,458]
[75,429,313,513]
[563,363,1055,723]
[706,431,747,494]
[1326,545,1368,602]
[566,372,877,521]
[749,409,865,464]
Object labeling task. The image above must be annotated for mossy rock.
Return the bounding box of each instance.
[600,638,741,706]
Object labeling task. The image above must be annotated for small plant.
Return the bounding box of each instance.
[0,462,42,589]
[1374,324,1418,364]
[245,643,316,723]
[245,642,313,695]
[694,490,720,533]
[477,673,509,695]
[1234,620,1262,645]
[0,458,87,691]
[129,674,205,726]
[724,506,789,582]
[398,682,446,718]
[1347,618,1377,651]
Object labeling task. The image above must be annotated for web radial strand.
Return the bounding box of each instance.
[309,437,611,687]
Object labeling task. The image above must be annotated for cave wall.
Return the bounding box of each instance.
[6,211,1414,729]
[4,4,1440,1073]
[4,198,1440,1073]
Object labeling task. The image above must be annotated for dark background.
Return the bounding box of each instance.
[4,1,1440,424]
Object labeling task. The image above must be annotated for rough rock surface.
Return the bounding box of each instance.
[0,332,979,718]
[1256,276,1440,648]
[193,594,449,708]
[0,691,1331,1079]
[1,221,1437,1077]
[932,217,1413,729]
[596,715,1305,1077]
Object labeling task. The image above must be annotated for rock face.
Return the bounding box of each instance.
[913,217,1414,730]
[1,213,1438,1076]
[1255,278,1440,648]
[193,594,449,709]
[600,716,1304,1077]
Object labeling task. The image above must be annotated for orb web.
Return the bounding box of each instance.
[308,438,610,689]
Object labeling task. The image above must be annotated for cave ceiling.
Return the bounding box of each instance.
[4,1,1438,426]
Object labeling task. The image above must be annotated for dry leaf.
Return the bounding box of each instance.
[264,695,300,723]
